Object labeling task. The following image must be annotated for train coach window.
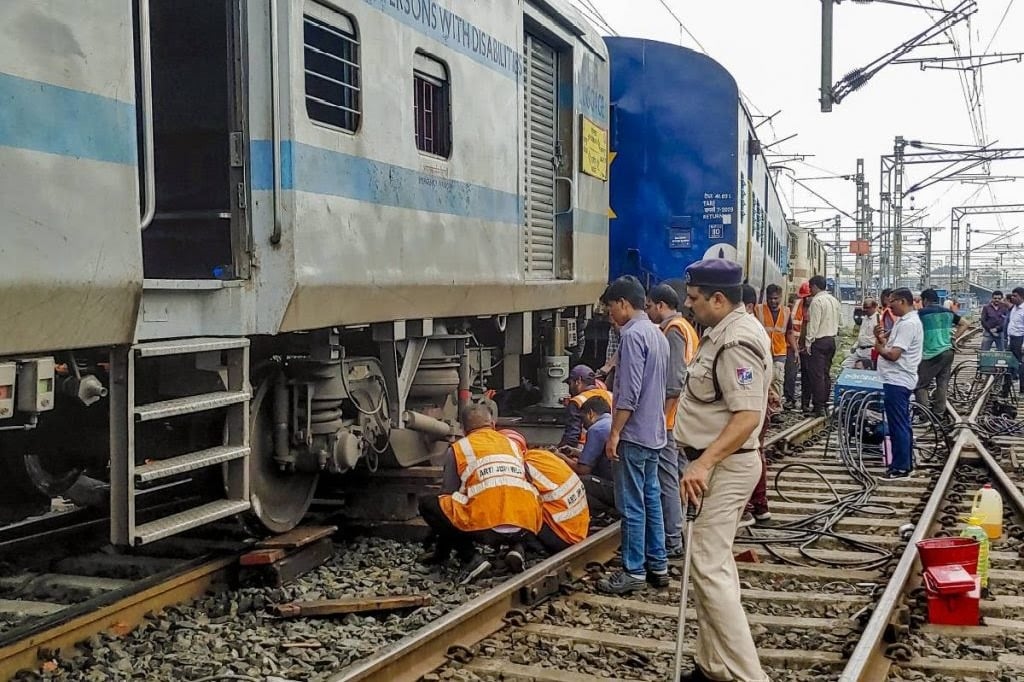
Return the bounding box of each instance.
[414,52,452,158]
[304,6,361,132]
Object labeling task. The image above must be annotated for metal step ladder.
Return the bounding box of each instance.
[110,337,251,546]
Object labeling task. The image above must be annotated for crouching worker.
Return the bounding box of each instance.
[555,395,618,516]
[502,430,590,555]
[418,404,542,584]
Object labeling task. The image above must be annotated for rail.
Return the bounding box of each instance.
[840,361,1023,680]
[331,416,824,682]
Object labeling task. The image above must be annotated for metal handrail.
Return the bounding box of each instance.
[269,0,283,245]
[138,0,156,230]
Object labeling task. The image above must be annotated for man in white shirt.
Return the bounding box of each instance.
[1006,287,1024,395]
[873,288,923,480]
[803,275,841,416]
[843,298,880,369]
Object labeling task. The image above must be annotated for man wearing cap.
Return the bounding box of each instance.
[557,395,618,515]
[597,275,670,595]
[674,258,770,682]
[501,429,591,555]
[646,283,700,558]
[559,365,612,450]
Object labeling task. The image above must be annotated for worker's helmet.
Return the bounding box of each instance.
[499,429,528,454]
[798,282,811,298]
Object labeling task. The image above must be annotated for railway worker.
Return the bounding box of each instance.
[783,293,800,410]
[1006,287,1024,394]
[790,282,813,413]
[596,275,670,595]
[741,284,758,314]
[915,288,968,420]
[873,288,923,481]
[753,284,791,403]
[417,404,542,584]
[501,430,590,555]
[842,298,880,370]
[646,283,700,557]
[557,395,618,516]
[559,365,612,450]
[803,275,841,418]
[674,258,770,682]
[981,291,1008,351]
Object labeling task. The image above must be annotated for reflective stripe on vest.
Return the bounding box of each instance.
[569,387,613,409]
[441,429,542,533]
[524,450,590,545]
[755,304,790,357]
[790,302,805,331]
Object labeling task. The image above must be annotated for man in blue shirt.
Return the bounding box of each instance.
[557,395,617,514]
[597,276,670,594]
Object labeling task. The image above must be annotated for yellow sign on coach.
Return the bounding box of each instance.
[580,116,609,181]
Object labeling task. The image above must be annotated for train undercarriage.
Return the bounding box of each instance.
[0,309,587,544]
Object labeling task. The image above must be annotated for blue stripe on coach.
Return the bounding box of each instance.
[0,72,137,166]
[251,140,609,235]
[251,140,522,225]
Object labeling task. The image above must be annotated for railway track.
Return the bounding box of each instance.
[8,328,1024,682]
[335,329,1024,682]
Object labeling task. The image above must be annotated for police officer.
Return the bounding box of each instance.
[674,259,770,682]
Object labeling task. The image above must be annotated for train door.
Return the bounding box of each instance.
[523,32,559,280]
[138,0,249,282]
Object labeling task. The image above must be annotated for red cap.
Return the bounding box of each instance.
[499,429,528,453]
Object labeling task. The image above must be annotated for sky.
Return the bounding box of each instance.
[571,0,1024,284]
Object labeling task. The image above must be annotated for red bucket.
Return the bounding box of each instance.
[916,537,980,574]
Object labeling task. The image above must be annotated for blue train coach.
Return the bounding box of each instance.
[606,38,790,294]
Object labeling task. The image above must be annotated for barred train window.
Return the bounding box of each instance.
[304,6,361,132]
[414,52,452,158]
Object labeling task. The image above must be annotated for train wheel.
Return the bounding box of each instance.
[243,364,319,535]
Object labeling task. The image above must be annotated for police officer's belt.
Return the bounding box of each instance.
[682,446,757,462]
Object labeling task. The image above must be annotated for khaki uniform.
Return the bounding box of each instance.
[673,307,770,682]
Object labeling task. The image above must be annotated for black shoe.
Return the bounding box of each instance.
[882,468,912,481]
[667,544,685,559]
[596,570,646,594]
[505,544,526,573]
[458,554,492,585]
[647,570,670,588]
[783,400,797,410]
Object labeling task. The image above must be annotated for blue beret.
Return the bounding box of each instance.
[684,259,744,288]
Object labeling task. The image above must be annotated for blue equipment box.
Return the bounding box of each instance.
[978,351,1019,375]
[833,368,883,405]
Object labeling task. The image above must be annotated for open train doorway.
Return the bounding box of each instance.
[138,0,249,281]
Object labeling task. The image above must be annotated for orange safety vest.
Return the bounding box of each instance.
[661,316,700,430]
[569,387,614,445]
[754,304,790,358]
[790,301,805,332]
[569,387,614,409]
[523,449,590,545]
[439,429,542,533]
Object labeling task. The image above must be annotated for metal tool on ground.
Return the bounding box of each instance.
[671,497,701,682]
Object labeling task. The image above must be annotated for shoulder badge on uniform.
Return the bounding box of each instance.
[736,367,753,386]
